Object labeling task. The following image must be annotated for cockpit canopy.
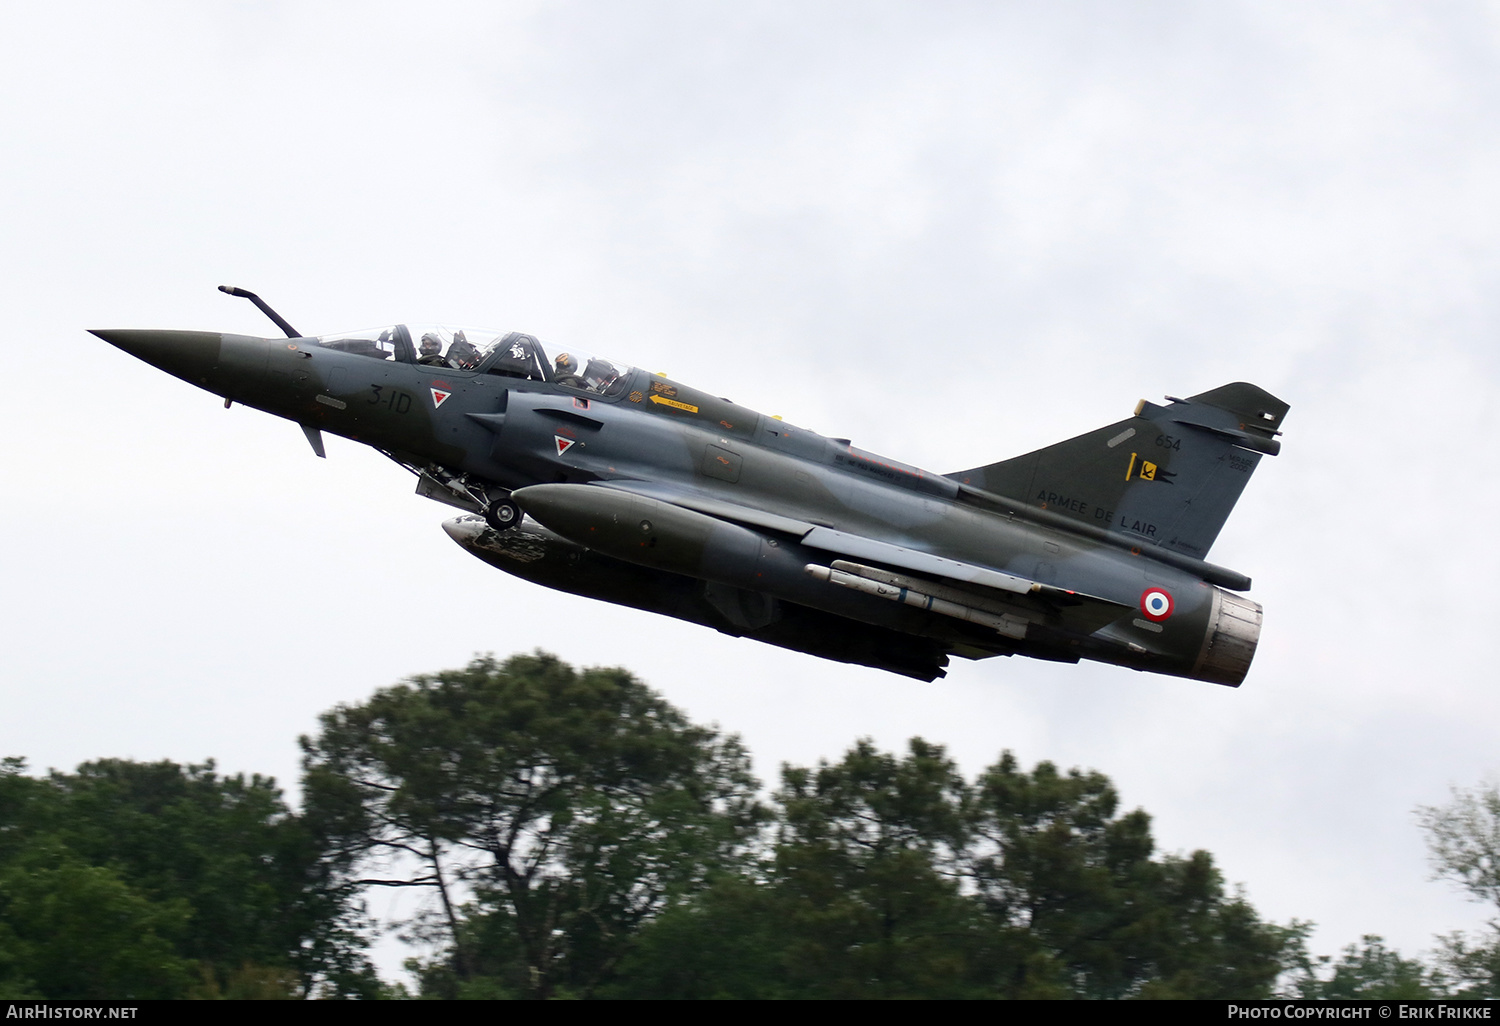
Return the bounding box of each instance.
[313,324,633,397]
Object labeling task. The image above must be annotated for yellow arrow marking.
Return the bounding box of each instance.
[649,394,699,413]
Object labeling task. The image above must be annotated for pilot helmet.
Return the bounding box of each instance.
[555,353,577,375]
[583,358,618,387]
[419,333,443,356]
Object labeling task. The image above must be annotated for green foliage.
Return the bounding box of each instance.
[602,874,790,998]
[1418,780,1500,998]
[1431,931,1500,999]
[0,756,376,999]
[9,655,1457,1000]
[1131,861,1303,999]
[612,740,1294,999]
[300,651,763,999]
[607,739,990,999]
[0,845,195,999]
[766,738,988,998]
[1286,935,1442,1000]
[970,753,1288,998]
[1419,781,1500,914]
[971,752,1150,996]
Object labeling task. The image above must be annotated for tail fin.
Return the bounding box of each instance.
[947,382,1289,560]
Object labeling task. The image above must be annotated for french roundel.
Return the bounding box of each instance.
[1140,588,1174,622]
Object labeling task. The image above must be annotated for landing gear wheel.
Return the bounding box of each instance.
[484,498,521,532]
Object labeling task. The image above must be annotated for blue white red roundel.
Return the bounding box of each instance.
[1140,588,1174,621]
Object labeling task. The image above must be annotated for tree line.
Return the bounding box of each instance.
[1,652,1494,999]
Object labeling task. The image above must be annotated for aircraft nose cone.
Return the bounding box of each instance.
[91,329,223,385]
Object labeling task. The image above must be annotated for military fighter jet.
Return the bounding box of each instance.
[93,286,1288,684]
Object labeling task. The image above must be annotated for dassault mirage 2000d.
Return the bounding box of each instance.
[94,286,1289,685]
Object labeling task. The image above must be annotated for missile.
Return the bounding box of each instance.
[805,562,1030,639]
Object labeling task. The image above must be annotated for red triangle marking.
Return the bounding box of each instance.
[430,388,452,408]
[555,435,576,456]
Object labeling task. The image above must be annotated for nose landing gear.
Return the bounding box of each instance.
[484,498,521,532]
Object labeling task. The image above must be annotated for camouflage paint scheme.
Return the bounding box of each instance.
[93,305,1288,685]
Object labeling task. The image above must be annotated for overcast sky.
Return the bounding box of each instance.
[3,1,1499,980]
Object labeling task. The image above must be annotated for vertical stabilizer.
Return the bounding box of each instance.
[946,382,1288,560]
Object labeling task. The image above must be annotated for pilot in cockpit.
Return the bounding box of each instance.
[417,333,449,367]
[552,353,586,388]
[583,358,620,392]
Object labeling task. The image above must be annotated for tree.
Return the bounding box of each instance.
[300,651,762,998]
[1418,780,1500,997]
[970,752,1291,998]
[601,874,790,998]
[0,757,373,999]
[0,843,195,999]
[614,741,1296,999]
[767,738,987,998]
[608,737,993,999]
[50,759,375,996]
[1286,935,1442,1000]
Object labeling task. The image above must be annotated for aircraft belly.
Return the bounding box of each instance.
[517,469,1253,682]
[450,496,1244,683]
[441,515,953,680]
[502,485,1016,649]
